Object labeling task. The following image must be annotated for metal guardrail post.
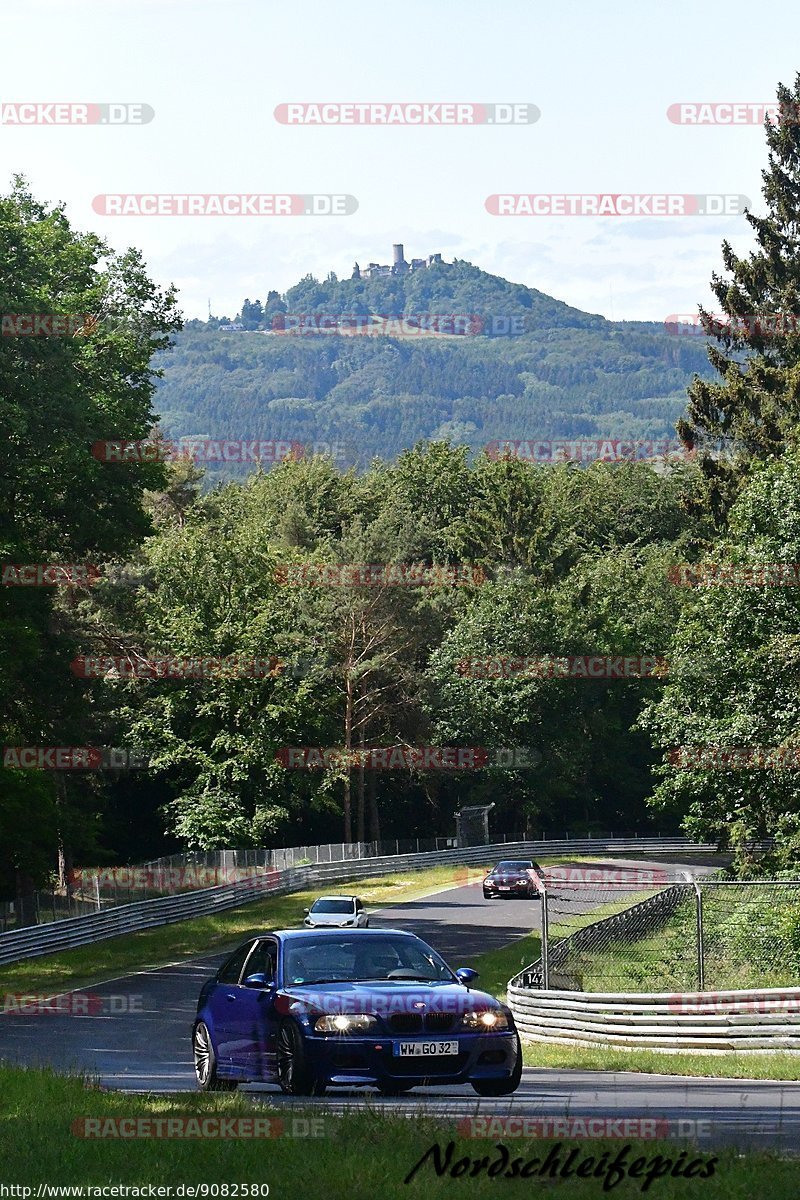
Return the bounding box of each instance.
[528,864,550,989]
[693,880,705,991]
[540,886,550,990]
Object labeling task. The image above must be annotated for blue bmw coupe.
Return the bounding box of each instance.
[192,928,522,1096]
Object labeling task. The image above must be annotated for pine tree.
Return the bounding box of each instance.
[678,75,800,522]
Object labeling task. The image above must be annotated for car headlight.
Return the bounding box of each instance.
[458,1009,510,1032]
[314,1013,378,1034]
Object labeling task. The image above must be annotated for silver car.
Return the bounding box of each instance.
[303,895,369,928]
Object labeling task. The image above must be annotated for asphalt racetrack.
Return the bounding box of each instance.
[2,857,799,1151]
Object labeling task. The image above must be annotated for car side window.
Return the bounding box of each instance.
[244,940,277,981]
[217,943,253,985]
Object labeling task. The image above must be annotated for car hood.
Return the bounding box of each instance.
[277,980,504,1019]
[305,913,355,925]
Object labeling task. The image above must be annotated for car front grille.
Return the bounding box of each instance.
[424,1013,456,1033]
[388,1013,423,1034]
[387,1012,457,1034]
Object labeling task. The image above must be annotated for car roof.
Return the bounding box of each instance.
[494,860,533,866]
[311,895,359,902]
[268,928,414,941]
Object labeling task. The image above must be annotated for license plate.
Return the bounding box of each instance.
[500,886,512,892]
[393,1040,459,1057]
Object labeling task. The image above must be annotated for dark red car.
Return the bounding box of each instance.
[482,860,536,899]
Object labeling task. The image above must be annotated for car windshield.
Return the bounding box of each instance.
[283,934,455,985]
[495,861,532,872]
[311,899,354,914]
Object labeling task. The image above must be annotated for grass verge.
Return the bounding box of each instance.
[0,1064,795,1197]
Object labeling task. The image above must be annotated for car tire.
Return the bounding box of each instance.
[470,1034,523,1096]
[364,919,370,927]
[276,1020,325,1096]
[376,1081,415,1096]
[483,890,492,900]
[193,1021,237,1092]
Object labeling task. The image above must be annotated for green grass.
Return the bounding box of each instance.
[0,863,491,996]
[0,1064,796,1197]
[520,1041,800,1079]
[461,931,542,1000]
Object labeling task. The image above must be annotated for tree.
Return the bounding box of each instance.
[640,445,800,868]
[0,176,181,900]
[678,75,800,522]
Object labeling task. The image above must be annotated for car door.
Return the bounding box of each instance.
[233,938,280,1079]
[209,942,257,1067]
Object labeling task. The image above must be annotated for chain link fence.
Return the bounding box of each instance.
[520,872,800,993]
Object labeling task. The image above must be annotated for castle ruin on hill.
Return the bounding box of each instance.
[352,244,443,280]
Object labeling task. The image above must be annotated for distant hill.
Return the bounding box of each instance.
[152,258,713,477]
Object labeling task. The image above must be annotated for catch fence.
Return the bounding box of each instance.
[517,870,800,994]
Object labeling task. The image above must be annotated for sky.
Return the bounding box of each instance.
[1,0,799,322]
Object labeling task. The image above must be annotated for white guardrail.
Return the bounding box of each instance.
[0,836,719,965]
[507,984,800,1054]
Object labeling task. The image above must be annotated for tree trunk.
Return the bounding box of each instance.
[368,769,380,844]
[343,669,353,842]
[356,693,366,843]
[55,774,73,898]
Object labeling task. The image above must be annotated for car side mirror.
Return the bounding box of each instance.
[303,908,309,915]
[243,973,273,989]
[456,967,479,986]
